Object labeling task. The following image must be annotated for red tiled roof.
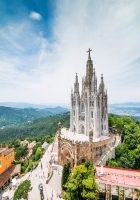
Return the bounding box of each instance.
[0,165,21,188]
[0,148,13,156]
[96,165,140,189]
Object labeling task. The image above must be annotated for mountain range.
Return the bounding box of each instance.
[0,102,140,128]
[0,106,68,127]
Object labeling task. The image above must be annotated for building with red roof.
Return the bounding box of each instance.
[95,165,140,200]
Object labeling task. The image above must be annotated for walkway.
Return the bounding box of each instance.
[2,137,62,200]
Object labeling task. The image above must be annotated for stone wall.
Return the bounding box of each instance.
[58,133,116,166]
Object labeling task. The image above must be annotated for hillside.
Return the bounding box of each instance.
[0,106,68,127]
[107,114,140,169]
[0,112,70,143]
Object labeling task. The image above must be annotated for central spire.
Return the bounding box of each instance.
[86,48,92,60]
[85,48,93,86]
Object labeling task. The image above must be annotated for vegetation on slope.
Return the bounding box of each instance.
[0,106,68,127]
[107,114,140,169]
[0,112,70,143]
[13,180,31,200]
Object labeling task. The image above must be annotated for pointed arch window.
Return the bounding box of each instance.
[91,111,93,118]
[81,103,85,112]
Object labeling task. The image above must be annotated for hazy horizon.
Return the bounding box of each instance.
[0,101,140,109]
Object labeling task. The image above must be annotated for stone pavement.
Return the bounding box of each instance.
[28,142,62,200]
[3,136,63,200]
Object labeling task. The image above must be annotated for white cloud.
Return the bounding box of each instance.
[0,0,140,105]
[29,11,42,21]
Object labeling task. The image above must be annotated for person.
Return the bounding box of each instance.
[51,190,53,199]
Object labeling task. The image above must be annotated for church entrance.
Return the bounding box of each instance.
[61,143,74,166]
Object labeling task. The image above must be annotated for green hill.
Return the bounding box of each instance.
[107,114,140,169]
[0,112,70,143]
[0,106,68,127]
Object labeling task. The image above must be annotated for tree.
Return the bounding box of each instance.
[13,180,31,200]
[106,159,119,167]
[107,114,140,169]
[35,147,43,161]
[62,163,71,190]
[115,143,128,159]
[63,162,99,200]
[15,145,28,160]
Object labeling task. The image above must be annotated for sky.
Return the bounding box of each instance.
[0,0,140,105]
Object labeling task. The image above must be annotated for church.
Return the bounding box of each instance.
[70,48,108,139]
[58,49,116,166]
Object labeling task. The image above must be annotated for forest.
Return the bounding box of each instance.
[0,112,70,143]
[107,114,140,169]
[0,111,140,169]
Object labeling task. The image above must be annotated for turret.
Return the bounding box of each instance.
[71,89,74,100]
[99,74,105,95]
[74,73,79,94]
[91,68,97,93]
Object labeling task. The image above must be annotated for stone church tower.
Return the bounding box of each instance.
[70,49,108,139]
[57,49,116,166]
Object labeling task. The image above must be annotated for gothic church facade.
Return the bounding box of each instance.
[58,49,116,166]
[70,49,108,139]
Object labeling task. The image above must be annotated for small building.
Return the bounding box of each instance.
[42,142,49,150]
[95,165,140,200]
[0,145,15,175]
[0,164,21,190]
[20,139,29,146]
[28,141,36,150]
[0,145,20,190]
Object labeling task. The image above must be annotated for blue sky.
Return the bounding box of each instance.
[0,0,140,105]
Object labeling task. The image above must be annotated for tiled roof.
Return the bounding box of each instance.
[96,165,140,189]
[0,148,13,156]
[0,165,21,188]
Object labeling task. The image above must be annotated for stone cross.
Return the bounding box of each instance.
[86,48,92,59]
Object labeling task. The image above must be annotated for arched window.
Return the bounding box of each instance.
[91,111,93,118]
[81,103,84,112]
[90,101,94,107]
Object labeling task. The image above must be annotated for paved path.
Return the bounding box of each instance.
[28,141,62,200]
[28,144,52,200]
[3,136,63,200]
[48,135,62,198]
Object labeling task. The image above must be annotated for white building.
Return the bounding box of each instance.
[70,48,108,139]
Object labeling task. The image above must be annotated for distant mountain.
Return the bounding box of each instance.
[109,102,140,117]
[0,106,68,127]
[0,102,69,109]
[43,107,68,114]
[109,102,140,108]
[0,101,140,128]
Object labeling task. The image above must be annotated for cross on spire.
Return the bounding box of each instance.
[86,48,92,59]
